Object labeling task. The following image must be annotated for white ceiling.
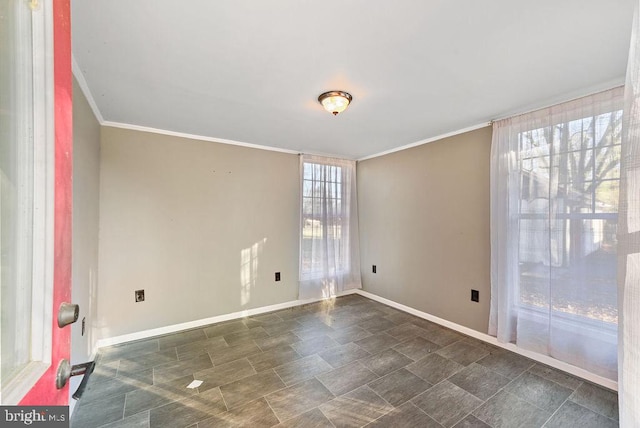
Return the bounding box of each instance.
[71,1,634,160]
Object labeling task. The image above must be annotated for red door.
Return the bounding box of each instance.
[18,0,73,406]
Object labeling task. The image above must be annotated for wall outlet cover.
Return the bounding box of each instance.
[471,289,479,302]
[135,289,145,302]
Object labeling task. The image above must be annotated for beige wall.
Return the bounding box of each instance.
[358,126,492,332]
[97,128,300,338]
[71,78,101,402]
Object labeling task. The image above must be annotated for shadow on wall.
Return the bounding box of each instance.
[240,238,267,307]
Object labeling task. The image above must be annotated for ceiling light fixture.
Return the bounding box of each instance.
[318,91,353,116]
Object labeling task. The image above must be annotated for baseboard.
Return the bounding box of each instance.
[96,288,359,349]
[95,286,616,392]
[356,289,618,391]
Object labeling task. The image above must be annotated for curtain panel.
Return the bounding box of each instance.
[619,0,640,424]
[298,155,361,300]
[490,87,624,380]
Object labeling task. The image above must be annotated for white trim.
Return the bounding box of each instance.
[357,122,491,161]
[95,286,616,390]
[0,362,49,404]
[96,289,359,348]
[102,121,301,155]
[71,55,104,123]
[356,290,618,391]
[490,79,625,123]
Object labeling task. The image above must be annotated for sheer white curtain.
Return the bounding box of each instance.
[619,1,640,424]
[490,87,624,380]
[298,155,361,300]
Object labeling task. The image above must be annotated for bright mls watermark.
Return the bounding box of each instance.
[1,406,68,427]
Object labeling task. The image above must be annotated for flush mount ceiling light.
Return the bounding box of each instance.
[318,91,353,116]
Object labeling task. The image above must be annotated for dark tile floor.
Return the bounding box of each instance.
[70,295,619,428]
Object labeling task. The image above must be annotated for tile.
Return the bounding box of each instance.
[384,323,432,343]
[223,326,269,345]
[328,325,373,345]
[358,317,397,333]
[452,414,491,428]
[412,380,482,428]
[276,408,334,428]
[273,307,313,322]
[436,341,489,366]
[383,311,419,325]
[320,385,394,428]
[207,339,262,365]
[317,361,378,396]
[175,336,227,360]
[393,336,441,361]
[93,360,120,378]
[360,348,413,377]
[124,385,181,417]
[368,368,432,407]
[319,342,371,368]
[409,318,441,330]
[504,371,573,413]
[545,400,618,428]
[254,332,301,351]
[527,363,583,390]
[472,390,550,428]
[193,358,256,392]
[99,339,160,362]
[247,345,302,372]
[459,337,501,354]
[118,349,178,373]
[153,353,213,384]
[423,325,466,347]
[274,354,333,386]
[266,378,335,421]
[100,411,150,428]
[570,382,619,420]
[448,363,510,401]
[158,329,207,350]
[354,333,400,354]
[153,374,199,397]
[261,319,303,336]
[366,402,442,427]
[293,322,336,339]
[219,370,285,409]
[406,353,464,384]
[149,387,227,428]
[291,334,340,357]
[81,375,148,403]
[247,312,284,325]
[70,394,126,428]
[476,351,534,379]
[204,320,248,338]
[198,397,279,428]
[116,367,154,385]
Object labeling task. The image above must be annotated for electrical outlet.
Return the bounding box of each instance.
[372,265,377,274]
[471,289,479,302]
[81,317,86,336]
[135,289,145,302]
[275,272,281,281]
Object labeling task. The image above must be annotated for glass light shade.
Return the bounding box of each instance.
[318,91,352,116]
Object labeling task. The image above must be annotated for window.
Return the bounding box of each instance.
[518,110,621,325]
[490,87,624,380]
[0,0,54,403]
[298,155,361,300]
[301,162,345,278]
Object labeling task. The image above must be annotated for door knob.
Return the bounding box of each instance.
[57,302,79,328]
[56,359,71,389]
